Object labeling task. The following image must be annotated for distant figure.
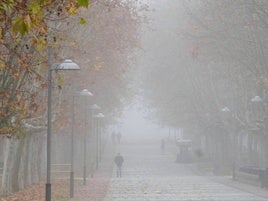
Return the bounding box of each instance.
[111,131,116,144]
[116,132,122,144]
[114,153,124,177]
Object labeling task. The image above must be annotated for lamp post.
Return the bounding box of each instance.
[94,113,105,169]
[251,95,264,121]
[251,95,268,187]
[70,93,75,198]
[80,89,93,185]
[69,87,79,198]
[46,59,80,201]
[221,106,236,180]
[90,104,101,170]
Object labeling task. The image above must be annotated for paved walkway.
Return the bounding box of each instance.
[103,139,268,201]
[71,138,268,201]
[69,140,115,201]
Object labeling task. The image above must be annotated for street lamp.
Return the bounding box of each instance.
[90,104,101,169]
[80,89,93,185]
[70,91,75,198]
[221,106,231,112]
[221,106,236,180]
[251,95,266,127]
[94,112,105,169]
[46,59,80,201]
[251,95,263,103]
[69,88,80,198]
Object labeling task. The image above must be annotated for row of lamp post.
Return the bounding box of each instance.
[221,106,236,180]
[80,89,93,186]
[220,95,265,181]
[45,59,265,200]
[46,59,106,201]
[71,89,105,194]
[46,59,80,201]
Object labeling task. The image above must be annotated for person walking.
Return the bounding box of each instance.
[116,132,122,144]
[114,153,124,177]
[111,131,116,144]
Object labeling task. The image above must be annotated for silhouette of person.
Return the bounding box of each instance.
[111,131,116,144]
[114,153,124,177]
[116,132,122,144]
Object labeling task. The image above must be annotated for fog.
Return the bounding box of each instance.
[1,0,268,200]
[118,103,168,141]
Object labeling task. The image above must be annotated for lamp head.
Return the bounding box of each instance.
[55,59,80,70]
[221,107,230,112]
[80,89,93,96]
[90,104,101,110]
[251,96,263,103]
[95,113,105,118]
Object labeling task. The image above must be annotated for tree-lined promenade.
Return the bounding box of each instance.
[141,0,268,176]
[1,0,268,200]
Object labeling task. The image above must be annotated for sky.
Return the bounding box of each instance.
[111,0,179,142]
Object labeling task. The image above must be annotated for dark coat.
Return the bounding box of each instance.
[114,155,124,167]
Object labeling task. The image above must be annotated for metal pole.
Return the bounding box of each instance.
[100,122,103,162]
[232,115,236,181]
[45,60,52,201]
[83,97,87,185]
[70,95,75,197]
[91,109,95,177]
[99,121,102,162]
[96,118,99,169]
[231,95,237,181]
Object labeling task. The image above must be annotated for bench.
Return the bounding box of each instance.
[51,164,71,178]
[238,166,268,188]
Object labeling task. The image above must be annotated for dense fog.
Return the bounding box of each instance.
[0,0,268,200]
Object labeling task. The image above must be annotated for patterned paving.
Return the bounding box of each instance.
[103,141,268,201]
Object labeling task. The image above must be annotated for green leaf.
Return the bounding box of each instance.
[80,17,87,25]
[13,17,28,36]
[0,1,14,11]
[77,0,89,8]
[29,4,40,14]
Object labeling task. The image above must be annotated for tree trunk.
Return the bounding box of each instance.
[36,134,43,180]
[19,133,31,189]
[11,138,24,192]
[24,133,31,187]
[1,138,15,195]
[31,135,38,183]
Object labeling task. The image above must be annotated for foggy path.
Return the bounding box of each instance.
[103,139,268,201]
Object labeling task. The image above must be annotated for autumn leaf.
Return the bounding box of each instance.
[13,17,28,36]
[0,59,5,69]
[57,76,65,86]
[0,1,14,12]
[38,0,45,5]
[24,14,32,30]
[77,0,89,8]
[12,70,20,77]
[29,3,41,14]
[80,17,87,24]
[0,126,13,134]
[68,6,77,15]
